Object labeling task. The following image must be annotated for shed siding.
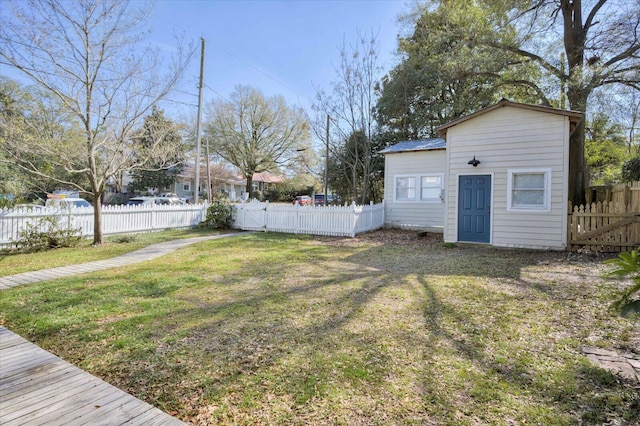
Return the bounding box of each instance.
[384,150,446,231]
[444,107,569,250]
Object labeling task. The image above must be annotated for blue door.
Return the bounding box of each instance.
[458,175,491,243]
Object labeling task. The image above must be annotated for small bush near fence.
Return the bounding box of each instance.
[202,199,234,230]
[14,215,82,252]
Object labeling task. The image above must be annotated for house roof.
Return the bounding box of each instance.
[437,99,583,137]
[251,171,284,184]
[379,138,446,154]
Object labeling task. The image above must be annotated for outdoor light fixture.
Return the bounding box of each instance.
[468,156,481,167]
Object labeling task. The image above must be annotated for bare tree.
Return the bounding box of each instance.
[313,31,382,204]
[0,0,194,243]
[204,85,311,195]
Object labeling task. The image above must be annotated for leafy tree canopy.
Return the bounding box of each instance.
[622,157,640,182]
[0,77,87,199]
[380,0,640,204]
[585,113,627,186]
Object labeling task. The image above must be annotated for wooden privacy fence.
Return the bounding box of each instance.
[568,201,640,252]
[587,181,640,211]
[233,200,385,237]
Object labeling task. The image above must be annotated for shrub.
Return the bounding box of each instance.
[112,234,138,243]
[0,197,15,209]
[14,215,82,251]
[621,157,640,182]
[203,198,234,229]
[605,250,640,318]
[263,189,281,202]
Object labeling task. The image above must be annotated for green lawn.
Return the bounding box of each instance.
[0,230,638,425]
[0,228,228,277]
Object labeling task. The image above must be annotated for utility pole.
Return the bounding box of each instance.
[325,114,329,206]
[194,37,205,204]
[206,138,212,203]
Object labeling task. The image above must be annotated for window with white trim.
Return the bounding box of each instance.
[395,177,415,201]
[507,168,551,211]
[394,174,443,202]
[421,175,442,201]
[183,181,191,192]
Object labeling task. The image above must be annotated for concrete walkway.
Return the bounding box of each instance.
[0,231,248,425]
[0,232,246,290]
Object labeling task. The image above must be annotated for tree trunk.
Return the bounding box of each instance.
[562,0,587,206]
[568,117,586,206]
[92,191,103,245]
[245,175,253,198]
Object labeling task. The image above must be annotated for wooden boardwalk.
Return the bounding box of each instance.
[0,327,185,425]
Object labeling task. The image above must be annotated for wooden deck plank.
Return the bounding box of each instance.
[40,388,135,426]
[0,360,71,390]
[0,336,50,356]
[120,408,170,425]
[57,397,158,426]
[27,382,131,426]
[0,327,185,425]
[3,369,87,408]
[0,332,26,350]
[2,365,84,400]
[0,351,55,376]
[0,344,38,364]
[0,340,32,356]
[1,374,97,420]
[1,363,81,396]
[2,380,99,424]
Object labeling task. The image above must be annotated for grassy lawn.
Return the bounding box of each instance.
[0,230,638,425]
[0,228,229,277]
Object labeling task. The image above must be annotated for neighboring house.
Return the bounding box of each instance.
[380,138,446,231]
[168,167,285,202]
[382,99,583,250]
[106,165,285,203]
[250,171,284,192]
[162,171,194,201]
[173,165,246,202]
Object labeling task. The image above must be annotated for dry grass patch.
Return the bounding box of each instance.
[1,230,638,425]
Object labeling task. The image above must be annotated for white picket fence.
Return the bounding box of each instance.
[233,200,385,237]
[0,200,386,249]
[0,204,209,249]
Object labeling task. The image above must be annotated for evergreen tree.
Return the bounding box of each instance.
[128,107,185,193]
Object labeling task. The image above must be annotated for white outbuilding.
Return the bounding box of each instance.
[382,99,583,250]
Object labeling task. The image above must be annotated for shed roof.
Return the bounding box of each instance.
[437,99,583,137]
[380,138,446,154]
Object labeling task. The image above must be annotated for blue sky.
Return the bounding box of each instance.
[148,0,410,114]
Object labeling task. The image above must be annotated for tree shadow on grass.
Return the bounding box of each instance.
[2,233,636,424]
[412,271,639,425]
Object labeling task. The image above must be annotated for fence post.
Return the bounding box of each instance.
[351,201,357,237]
[369,201,374,229]
[264,200,269,231]
[624,185,631,207]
